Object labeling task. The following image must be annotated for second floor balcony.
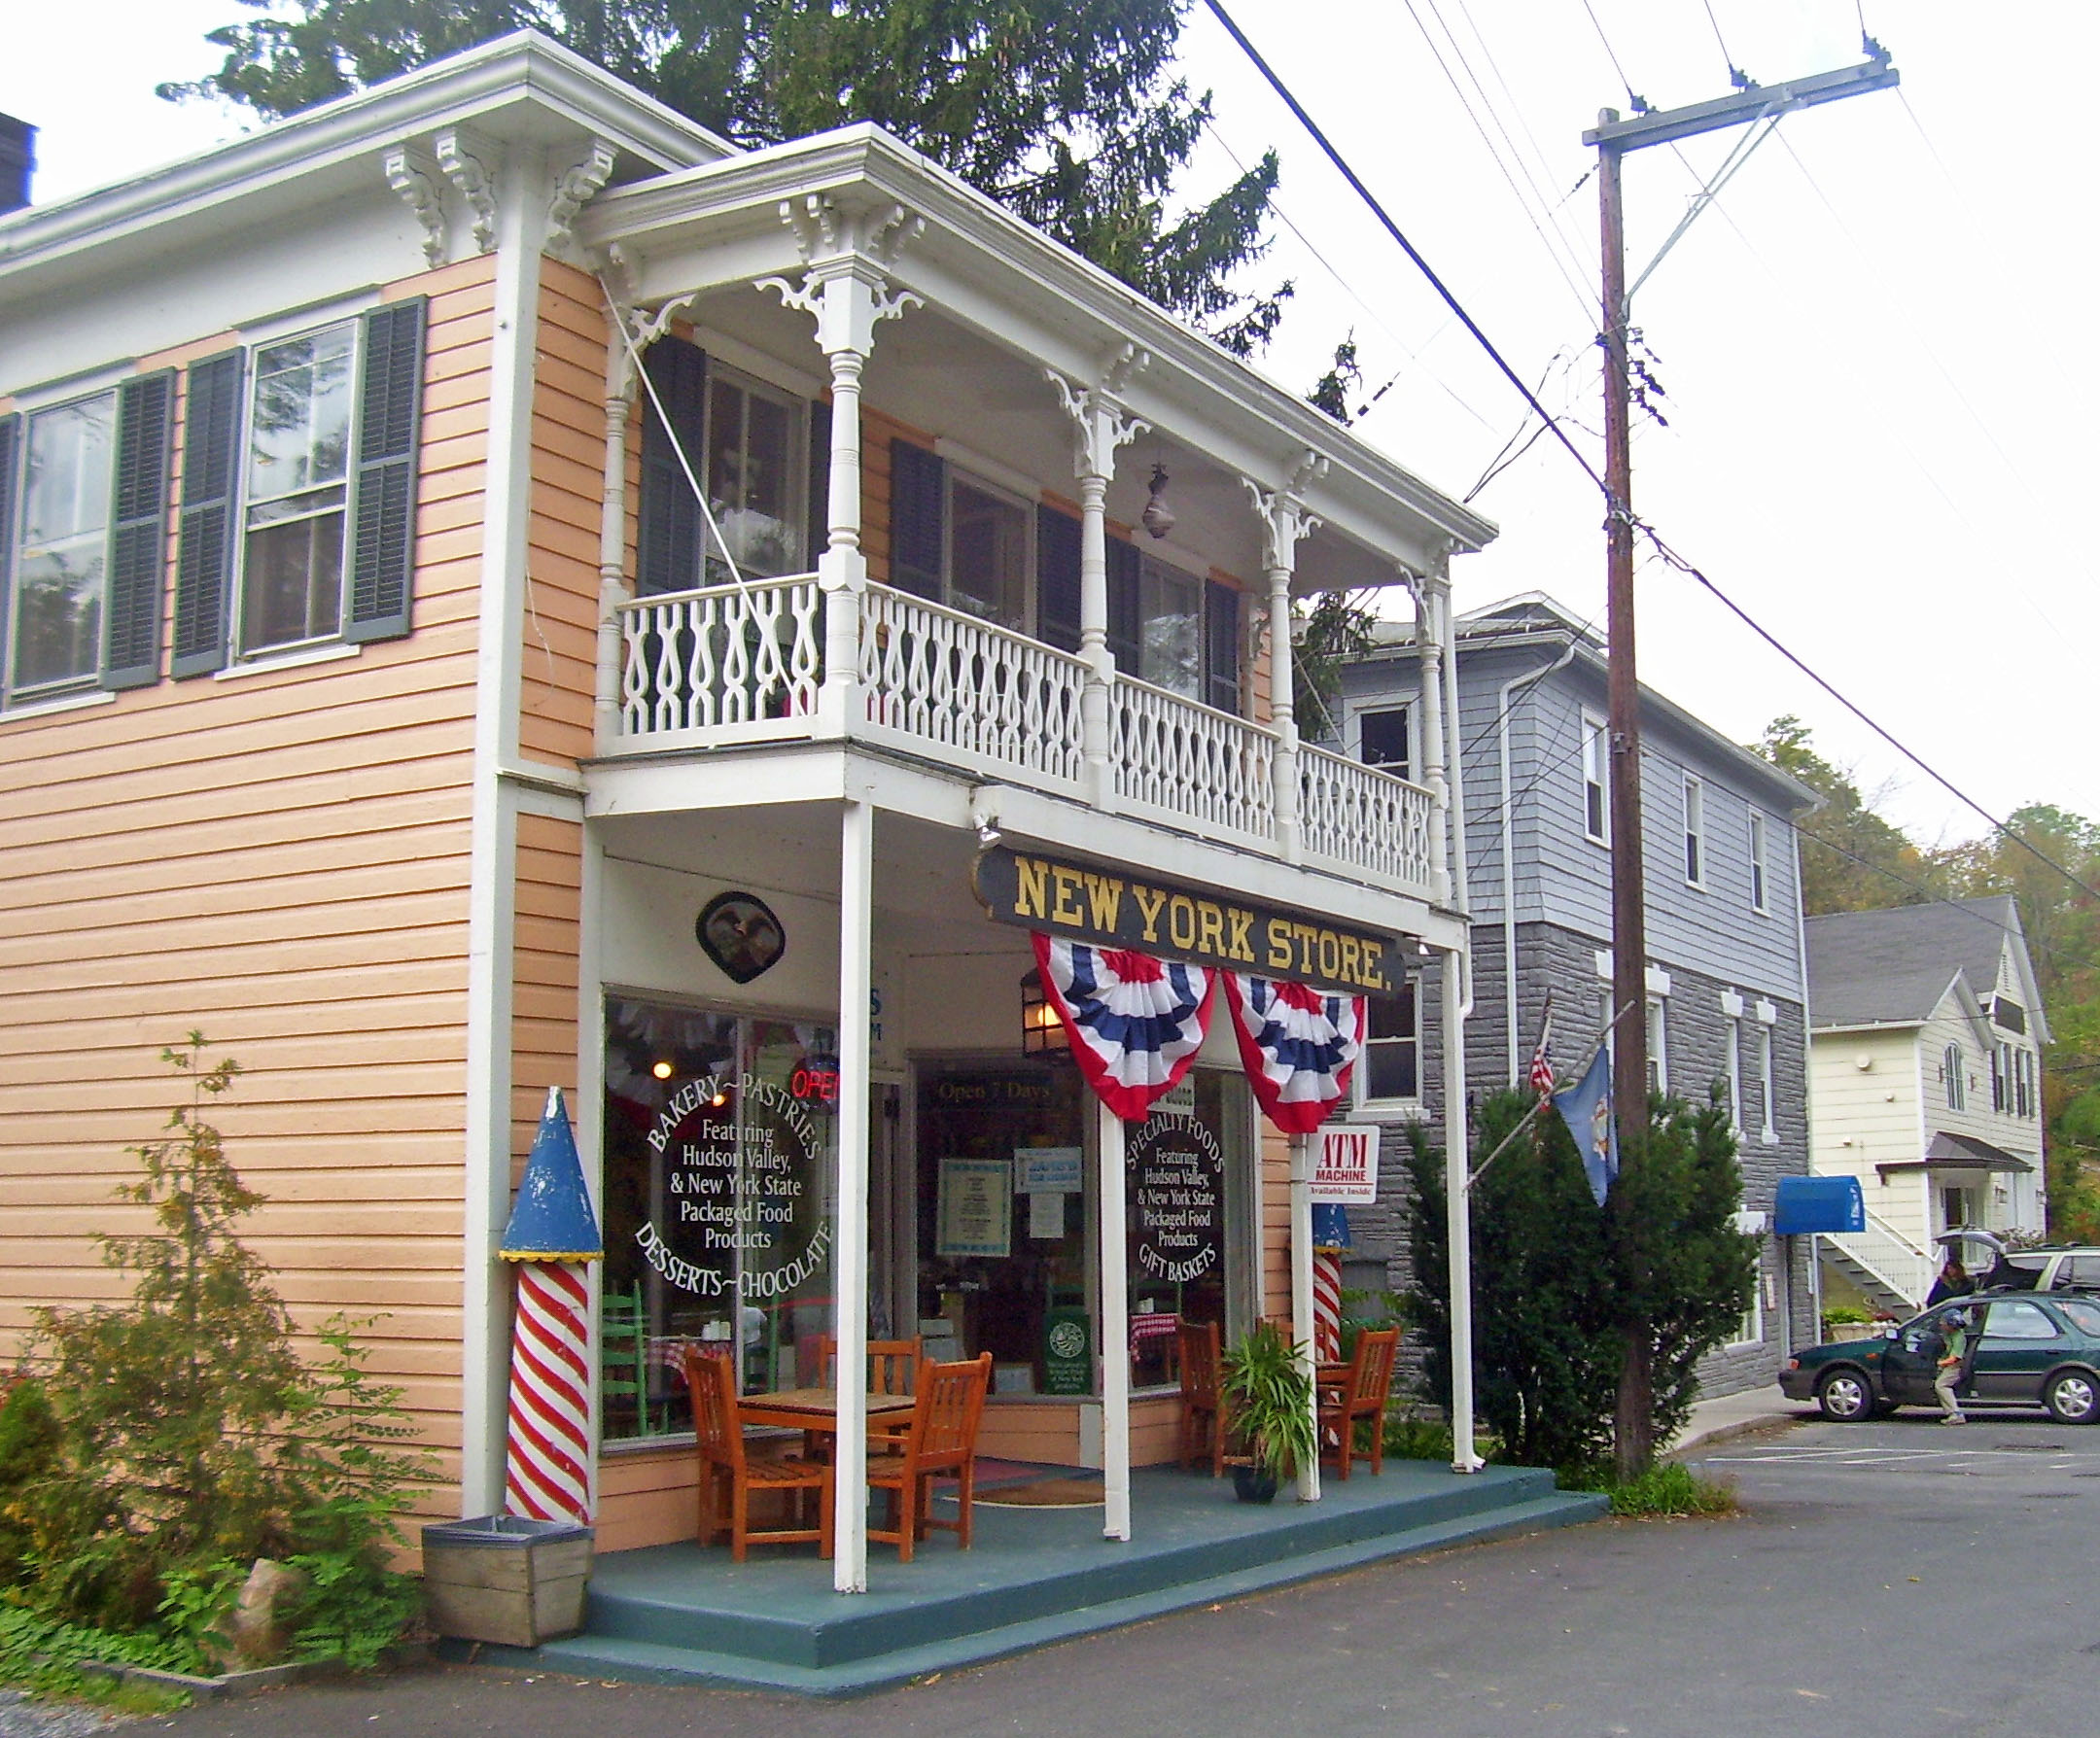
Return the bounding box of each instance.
[607,571,1440,902]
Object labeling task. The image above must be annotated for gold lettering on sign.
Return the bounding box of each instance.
[1133,885,1169,944]
[1228,907,1255,962]
[1014,856,1050,921]
[1168,894,1197,951]
[1050,865,1086,926]
[1195,900,1226,959]
[1085,873,1125,928]
[1265,918,1293,973]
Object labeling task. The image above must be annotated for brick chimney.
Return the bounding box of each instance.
[0,116,35,213]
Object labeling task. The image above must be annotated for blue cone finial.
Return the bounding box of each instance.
[500,1087,603,1262]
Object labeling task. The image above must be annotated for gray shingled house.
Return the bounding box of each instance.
[1332,593,1821,1399]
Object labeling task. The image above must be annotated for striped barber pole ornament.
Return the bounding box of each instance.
[499,1088,604,1525]
[1031,932,1216,1122]
[504,1262,593,1522]
[1312,1249,1345,1364]
[1220,974,1366,1133]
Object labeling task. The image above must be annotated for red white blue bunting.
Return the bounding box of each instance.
[1031,932,1216,1123]
[1221,974,1366,1134]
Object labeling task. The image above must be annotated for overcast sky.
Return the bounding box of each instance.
[6,2,2088,852]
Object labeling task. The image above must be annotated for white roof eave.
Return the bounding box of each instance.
[0,31,730,293]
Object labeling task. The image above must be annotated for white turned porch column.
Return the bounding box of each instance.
[1443,945,1483,1474]
[591,319,635,751]
[1047,352,1146,812]
[1243,453,1326,864]
[1413,572,1452,906]
[761,198,924,736]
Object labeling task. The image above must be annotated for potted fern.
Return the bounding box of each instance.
[1219,1321,1316,1504]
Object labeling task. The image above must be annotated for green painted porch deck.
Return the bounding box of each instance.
[454,1463,1605,1697]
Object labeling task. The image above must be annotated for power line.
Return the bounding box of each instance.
[1203,1,2100,917]
[1201,0,1609,502]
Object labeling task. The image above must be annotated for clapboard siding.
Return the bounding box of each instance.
[518,266,605,768]
[510,810,583,1162]
[0,256,496,1511]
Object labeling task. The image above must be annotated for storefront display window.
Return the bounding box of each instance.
[1127,1069,1248,1388]
[600,996,837,1443]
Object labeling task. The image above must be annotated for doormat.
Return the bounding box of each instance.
[975,1477,1105,1508]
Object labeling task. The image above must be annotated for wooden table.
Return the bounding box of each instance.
[740,1387,917,1442]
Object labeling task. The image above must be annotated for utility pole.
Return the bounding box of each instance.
[1584,48,1898,1478]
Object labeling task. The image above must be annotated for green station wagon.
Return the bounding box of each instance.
[1780,1293,2100,1425]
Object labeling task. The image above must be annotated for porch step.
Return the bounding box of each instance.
[472,1471,1605,1697]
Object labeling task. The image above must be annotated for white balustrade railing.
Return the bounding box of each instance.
[1826,1209,1935,1311]
[610,576,1440,900]
[858,584,1087,786]
[617,574,821,737]
[1109,677,1276,841]
[1299,743,1436,888]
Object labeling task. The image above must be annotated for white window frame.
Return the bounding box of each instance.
[7,388,122,700]
[1354,703,1414,781]
[1581,711,1609,846]
[1646,995,1668,1095]
[1943,1042,1966,1113]
[232,317,364,661]
[1354,980,1422,1110]
[1747,809,1769,914]
[1721,991,1745,1133]
[700,358,812,586]
[1729,1271,1765,1348]
[1682,775,1706,888]
[1756,1001,1777,1145]
[942,466,1034,635]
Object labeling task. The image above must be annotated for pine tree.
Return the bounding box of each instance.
[163,1,1290,352]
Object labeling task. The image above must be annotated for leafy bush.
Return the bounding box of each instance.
[1821,1304,1872,1326]
[1,1036,430,1670]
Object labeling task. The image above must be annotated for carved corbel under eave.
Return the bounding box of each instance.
[596,243,698,399]
[383,143,448,269]
[1043,348,1150,482]
[759,198,926,356]
[435,126,499,256]
[547,136,618,259]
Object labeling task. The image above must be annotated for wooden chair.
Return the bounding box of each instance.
[1175,1318,1226,1476]
[1317,1327,1399,1480]
[801,1333,924,1392]
[682,1347,833,1562]
[866,1352,992,1563]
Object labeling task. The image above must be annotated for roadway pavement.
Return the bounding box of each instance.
[135,1390,2100,1738]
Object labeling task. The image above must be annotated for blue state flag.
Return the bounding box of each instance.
[1551,1046,1619,1207]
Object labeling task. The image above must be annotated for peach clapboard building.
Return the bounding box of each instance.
[0,33,1491,1582]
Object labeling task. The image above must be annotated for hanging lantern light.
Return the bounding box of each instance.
[1020,966,1069,1056]
[1140,463,1175,539]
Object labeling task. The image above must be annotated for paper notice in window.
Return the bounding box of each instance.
[1030,1190,1067,1240]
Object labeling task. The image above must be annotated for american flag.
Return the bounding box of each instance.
[1527,996,1556,1099]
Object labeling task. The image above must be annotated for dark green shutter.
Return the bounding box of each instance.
[171,350,245,678]
[637,333,708,596]
[889,437,944,601]
[1036,505,1081,652]
[805,397,831,574]
[1205,579,1242,715]
[346,296,426,643]
[102,370,175,691]
[1105,536,1140,676]
[0,414,18,687]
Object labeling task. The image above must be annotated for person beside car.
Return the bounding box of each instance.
[1935,1307,1975,1425]
[1926,1257,1975,1306]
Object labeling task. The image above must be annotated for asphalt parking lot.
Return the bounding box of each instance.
[136,1407,2100,1738]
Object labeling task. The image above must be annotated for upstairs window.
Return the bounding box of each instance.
[1943,1042,1966,1112]
[1991,1044,2006,1113]
[638,333,816,596]
[1581,712,1609,844]
[1683,776,1706,887]
[1358,983,1420,1104]
[1748,809,1769,912]
[1357,706,1411,781]
[172,298,426,676]
[892,436,1243,715]
[2,370,173,702]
